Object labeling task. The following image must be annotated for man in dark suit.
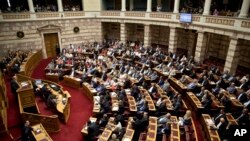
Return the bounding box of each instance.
[202,94,212,113]
[237,91,248,104]
[157,122,171,141]
[98,114,108,127]
[213,109,226,125]
[85,120,99,141]
[212,117,228,140]
[21,120,34,141]
[236,108,249,125]
[10,75,20,101]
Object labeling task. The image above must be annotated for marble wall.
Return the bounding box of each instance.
[0,19,102,57]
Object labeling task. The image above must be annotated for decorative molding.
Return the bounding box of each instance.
[2,13,30,19]
[241,21,250,28]
[17,31,24,38]
[73,27,80,33]
[205,17,235,26]
[150,13,171,19]
[125,12,145,17]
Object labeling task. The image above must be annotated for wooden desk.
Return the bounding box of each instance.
[98,117,116,141]
[45,73,59,83]
[221,89,243,109]
[170,116,180,141]
[153,68,169,77]
[19,50,42,76]
[140,89,156,111]
[46,84,71,123]
[186,92,204,112]
[122,117,134,141]
[169,77,187,94]
[82,82,97,101]
[207,90,225,109]
[125,89,137,112]
[146,117,157,141]
[126,95,137,112]
[62,75,81,88]
[226,113,238,126]
[31,123,53,141]
[201,114,221,141]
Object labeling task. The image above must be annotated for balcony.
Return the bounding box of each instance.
[0,11,249,33]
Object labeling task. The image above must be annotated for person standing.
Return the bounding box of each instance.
[10,75,20,101]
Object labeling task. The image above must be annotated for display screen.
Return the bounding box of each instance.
[180,13,192,23]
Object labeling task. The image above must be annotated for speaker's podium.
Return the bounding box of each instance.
[17,80,39,114]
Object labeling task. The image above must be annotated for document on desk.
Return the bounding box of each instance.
[206,119,214,126]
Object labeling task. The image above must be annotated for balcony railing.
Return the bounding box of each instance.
[0,11,249,32]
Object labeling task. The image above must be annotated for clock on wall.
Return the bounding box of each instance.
[73,27,80,33]
[17,31,24,38]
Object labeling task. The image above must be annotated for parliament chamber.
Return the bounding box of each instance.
[1,0,250,141]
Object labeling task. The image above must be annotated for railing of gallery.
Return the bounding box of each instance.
[0,11,250,30]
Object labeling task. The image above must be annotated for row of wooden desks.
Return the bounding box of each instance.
[201,114,221,141]
[122,117,134,141]
[125,89,137,112]
[32,123,53,141]
[146,117,157,141]
[169,77,187,94]
[62,75,82,88]
[170,116,180,141]
[140,88,156,111]
[220,89,243,109]
[186,92,204,112]
[98,117,116,141]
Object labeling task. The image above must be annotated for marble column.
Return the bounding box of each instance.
[144,24,151,47]
[121,0,126,11]
[203,0,212,15]
[168,27,178,53]
[57,0,63,12]
[173,0,180,13]
[224,37,240,75]
[120,23,127,44]
[146,0,152,12]
[239,0,250,18]
[194,31,207,63]
[82,0,84,11]
[27,0,35,13]
[130,0,134,11]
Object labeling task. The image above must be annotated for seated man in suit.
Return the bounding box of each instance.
[220,95,232,112]
[236,108,249,125]
[213,109,226,125]
[85,120,99,141]
[227,83,237,94]
[237,91,248,104]
[98,114,108,128]
[196,87,205,100]
[157,122,171,141]
[187,79,198,91]
[158,113,171,125]
[212,84,221,97]
[201,94,212,113]
[210,117,228,140]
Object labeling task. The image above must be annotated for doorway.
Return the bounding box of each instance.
[44,33,59,58]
